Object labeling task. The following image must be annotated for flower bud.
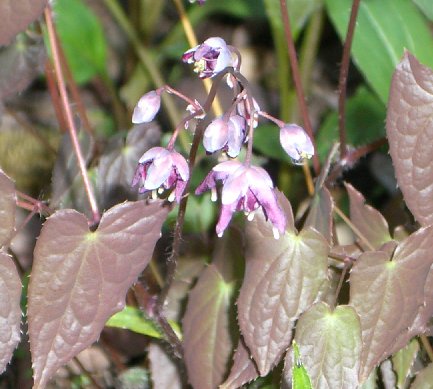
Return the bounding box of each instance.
[132,91,161,124]
[279,124,314,164]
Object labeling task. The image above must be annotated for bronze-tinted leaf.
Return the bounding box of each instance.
[0,35,45,100]
[0,252,22,373]
[183,262,235,388]
[0,169,16,247]
[386,52,433,226]
[28,200,168,388]
[98,124,160,208]
[304,186,334,243]
[345,183,391,249]
[220,339,259,389]
[292,303,361,389]
[350,225,433,381]
[148,342,182,389]
[0,0,48,46]
[411,363,433,389]
[237,213,329,375]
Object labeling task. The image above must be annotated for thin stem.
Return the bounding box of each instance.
[279,0,320,175]
[258,111,285,128]
[420,335,433,362]
[302,163,315,196]
[334,205,375,251]
[45,7,100,224]
[338,0,361,159]
[172,0,223,117]
[103,0,183,133]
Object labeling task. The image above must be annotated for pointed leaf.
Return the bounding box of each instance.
[350,224,433,381]
[292,303,361,389]
[237,213,329,375]
[386,52,433,226]
[183,263,234,389]
[0,0,48,46]
[305,186,334,243]
[148,342,182,389]
[411,363,433,389]
[0,252,22,373]
[345,183,391,249]
[392,339,419,389]
[0,170,16,247]
[28,200,168,388]
[220,339,260,389]
[291,341,313,389]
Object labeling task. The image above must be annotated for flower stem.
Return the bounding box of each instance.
[45,7,100,224]
[279,0,320,175]
[338,0,361,159]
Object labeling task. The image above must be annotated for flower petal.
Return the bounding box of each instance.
[203,118,229,153]
[170,151,189,181]
[216,202,237,237]
[132,91,161,123]
[138,147,169,164]
[144,154,172,189]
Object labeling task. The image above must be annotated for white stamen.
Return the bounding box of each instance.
[272,227,280,240]
[167,191,176,202]
[152,190,158,200]
[247,211,255,221]
[158,187,164,194]
[217,231,223,238]
[211,188,218,202]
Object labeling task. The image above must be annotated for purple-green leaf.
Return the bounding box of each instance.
[0,252,22,373]
[148,342,182,389]
[220,339,259,389]
[0,0,48,46]
[350,224,433,382]
[237,212,329,375]
[0,170,16,247]
[291,303,361,389]
[386,52,433,227]
[345,183,391,249]
[183,263,234,389]
[27,200,168,388]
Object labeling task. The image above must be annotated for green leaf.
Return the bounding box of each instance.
[413,0,433,21]
[392,339,419,389]
[325,0,433,103]
[106,306,175,339]
[53,0,108,84]
[252,124,291,162]
[293,304,361,389]
[316,86,385,162]
[292,341,313,389]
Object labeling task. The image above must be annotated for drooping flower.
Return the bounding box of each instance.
[203,115,246,157]
[196,160,286,238]
[279,124,314,164]
[182,37,234,79]
[132,90,161,124]
[132,147,189,203]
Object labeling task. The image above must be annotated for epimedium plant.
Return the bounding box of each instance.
[1,0,433,389]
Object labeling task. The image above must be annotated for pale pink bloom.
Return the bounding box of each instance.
[196,161,286,238]
[132,91,161,124]
[182,37,234,79]
[279,124,314,164]
[132,147,189,203]
[237,96,260,128]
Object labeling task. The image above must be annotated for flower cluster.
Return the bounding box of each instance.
[131,37,315,238]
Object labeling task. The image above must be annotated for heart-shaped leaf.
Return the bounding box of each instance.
[350,224,433,381]
[291,303,361,389]
[0,0,48,46]
[237,211,329,375]
[0,252,22,373]
[28,200,168,388]
[345,183,391,249]
[0,170,16,247]
[386,52,433,226]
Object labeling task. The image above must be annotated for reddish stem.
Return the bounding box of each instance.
[279,0,320,174]
[338,0,361,158]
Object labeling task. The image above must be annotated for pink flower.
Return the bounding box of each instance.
[132,147,189,203]
[196,161,286,238]
[203,115,246,157]
[237,96,260,128]
[279,124,314,164]
[182,37,234,79]
[132,91,161,124]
